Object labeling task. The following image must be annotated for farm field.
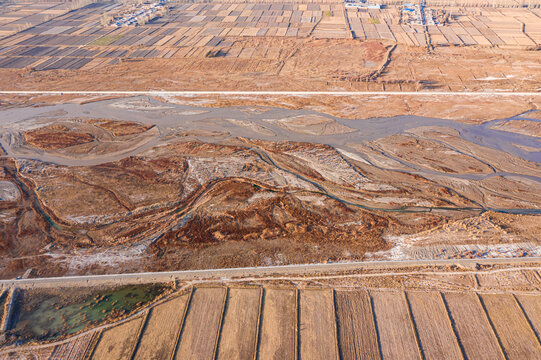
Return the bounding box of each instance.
[91,314,146,360]
[299,289,339,360]
[216,287,261,360]
[515,294,541,340]
[3,265,540,360]
[334,290,380,360]
[371,290,420,359]
[0,2,539,92]
[480,293,541,359]
[173,287,226,360]
[443,292,506,360]
[1,2,539,72]
[406,291,462,359]
[257,288,297,360]
[133,293,190,360]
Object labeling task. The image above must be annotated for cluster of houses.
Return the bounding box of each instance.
[402,2,443,26]
[344,0,383,10]
[112,0,167,27]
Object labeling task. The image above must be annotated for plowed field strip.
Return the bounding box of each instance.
[216,287,261,360]
[334,290,380,360]
[406,291,463,360]
[133,292,190,360]
[480,293,541,359]
[515,294,541,343]
[173,287,226,360]
[299,289,339,360]
[442,292,505,360]
[91,314,145,360]
[371,290,421,360]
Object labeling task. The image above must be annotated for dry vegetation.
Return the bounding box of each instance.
[406,291,462,359]
[480,294,541,358]
[299,289,339,360]
[216,288,261,360]
[371,291,420,360]
[22,125,95,150]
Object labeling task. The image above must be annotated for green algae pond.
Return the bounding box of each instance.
[6,283,171,343]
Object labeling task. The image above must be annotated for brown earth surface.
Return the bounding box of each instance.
[22,125,95,150]
[0,42,539,95]
[0,95,539,278]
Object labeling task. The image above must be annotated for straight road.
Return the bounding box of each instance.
[1,257,540,289]
[0,90,540,96]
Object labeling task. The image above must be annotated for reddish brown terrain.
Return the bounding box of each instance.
[0,95,539,278]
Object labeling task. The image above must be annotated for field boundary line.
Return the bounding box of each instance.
[0,90,541,96]
[475,293,509,360]
[368,290,384,360]
[253,287,263,360]
[437,292,466,360]
[212,287,228,360]
[169,286,193,360]
[129,310,150,360]
[295,288,300,360]
[403,291,425,360]
[330,289,341,360]
[82,330,101,360]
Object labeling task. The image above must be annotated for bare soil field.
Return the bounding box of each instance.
[480,293,541,359]
[442,292,505,360]
[406,291,463,359]
[515,294,541,341]
[299,289,339,360]
[174,287,226,360]
[334,290,380,360]
[370,290,421,359]
[0,41,540,94]
[133,292,190,360]
[257,288,297,360]
[216,287,261,360]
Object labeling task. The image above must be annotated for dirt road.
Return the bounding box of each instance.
[1,257,540,289]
